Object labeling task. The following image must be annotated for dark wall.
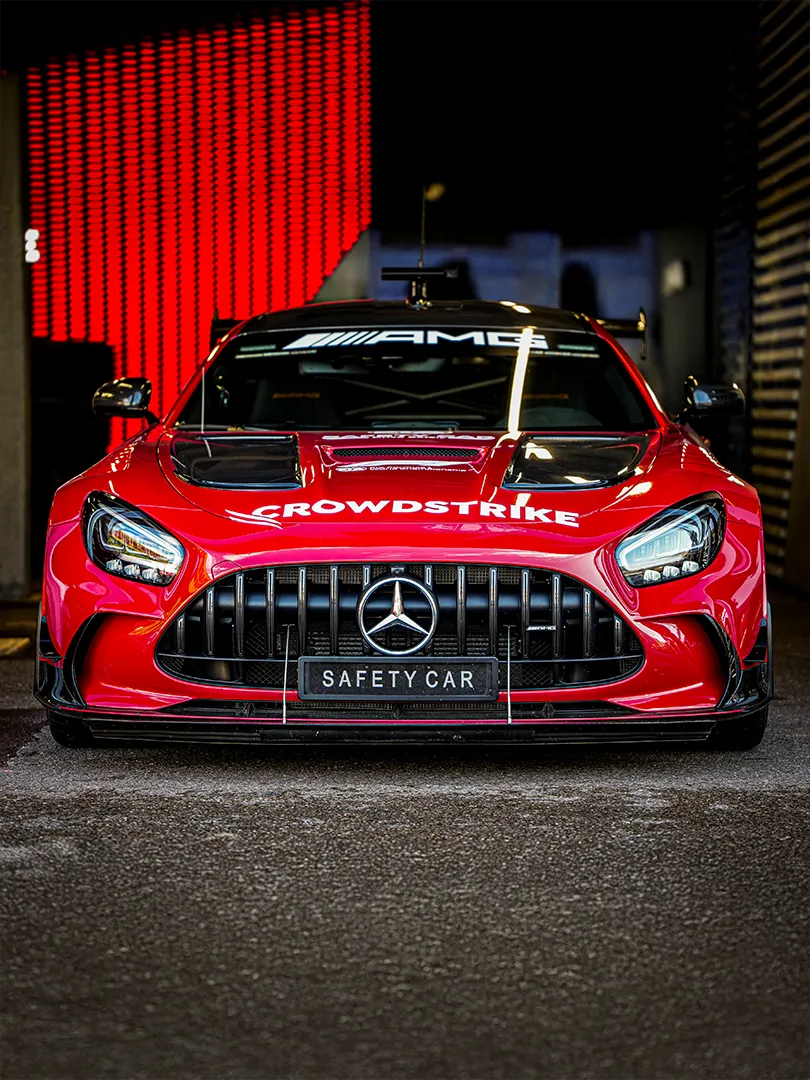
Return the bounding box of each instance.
[29,342,113,575]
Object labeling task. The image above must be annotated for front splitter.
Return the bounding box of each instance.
[74,717,717,745]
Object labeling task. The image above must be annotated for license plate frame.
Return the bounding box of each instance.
[298,656,499,701]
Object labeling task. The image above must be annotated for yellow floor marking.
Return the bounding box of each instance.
[0,638,31,657]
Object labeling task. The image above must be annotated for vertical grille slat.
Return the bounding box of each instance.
[266,568,275,658]
[158,563,643,691]
[298,567,308,655]
[234,572,245,658]
[582,587,593,659]
[175,613,186,655]
[488,567,499,654]
[361,565,372,654]
[520,569,530,657]
[329,565,339,654]
[205,588,215,656]
[457,565,467,654]
[423,565,434,654]
[551,573,563,659]
[614,614,624,656]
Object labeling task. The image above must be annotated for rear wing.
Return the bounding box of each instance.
[594,308,647,361]
[210,318,242,349]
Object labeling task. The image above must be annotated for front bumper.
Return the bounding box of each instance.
[38,533,771,744]
[35,600,772,726]
[39,641,772,745]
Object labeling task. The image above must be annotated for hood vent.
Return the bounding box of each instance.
[503,435,651,490]
[330,446,481,462]
[170,434,301,489]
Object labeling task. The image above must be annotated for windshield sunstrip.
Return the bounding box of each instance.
[176,326,653,433]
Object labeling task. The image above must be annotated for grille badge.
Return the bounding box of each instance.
[357,576,438,656]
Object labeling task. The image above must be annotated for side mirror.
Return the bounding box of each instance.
[92,377,157,423]
[682,375,745,424]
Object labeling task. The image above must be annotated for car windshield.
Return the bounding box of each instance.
[175,326,655,432]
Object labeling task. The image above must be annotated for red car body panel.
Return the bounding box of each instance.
[36,302,770,741]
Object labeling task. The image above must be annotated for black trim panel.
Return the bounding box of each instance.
[743,615,769,664]
[34,614,107,710]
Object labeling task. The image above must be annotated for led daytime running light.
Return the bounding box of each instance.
[615,494,725,587]
[83,492,184,585]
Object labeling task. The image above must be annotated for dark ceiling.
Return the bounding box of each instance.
[372,1,748,241]
[2,0,749,242]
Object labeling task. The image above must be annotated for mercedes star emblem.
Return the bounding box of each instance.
[357,576,439,656]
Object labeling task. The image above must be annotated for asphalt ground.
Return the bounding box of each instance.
[0,593,808,1080]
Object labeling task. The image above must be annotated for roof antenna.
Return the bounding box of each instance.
[419,184,427,270]
[200,342,219,435]
[381,183,454,308]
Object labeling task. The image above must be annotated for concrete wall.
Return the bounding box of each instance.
[0,76,30,598]
[368,231,662,400]
[558,234,661,402]
[657,226,709,416]
[315,230,372,301]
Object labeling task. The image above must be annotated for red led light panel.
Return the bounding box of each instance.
[25,2,371,448]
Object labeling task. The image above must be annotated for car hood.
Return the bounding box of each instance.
[153,430,661,527]
[63,426,759,569]
[162,429,654,491]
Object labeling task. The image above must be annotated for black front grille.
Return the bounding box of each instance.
[156,564,643,691]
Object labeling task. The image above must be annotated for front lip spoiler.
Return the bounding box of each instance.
[45,702,767,746]
[70,718,719,745]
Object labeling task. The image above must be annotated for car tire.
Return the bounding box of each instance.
[48,712,96,748]
[709,705,769,751]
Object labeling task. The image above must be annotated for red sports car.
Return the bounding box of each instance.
[35,293,772,749]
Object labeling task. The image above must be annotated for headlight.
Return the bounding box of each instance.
[615,494,725,586]
[83,492,185,585]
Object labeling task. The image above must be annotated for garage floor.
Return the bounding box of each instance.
[1,592,808,1079]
